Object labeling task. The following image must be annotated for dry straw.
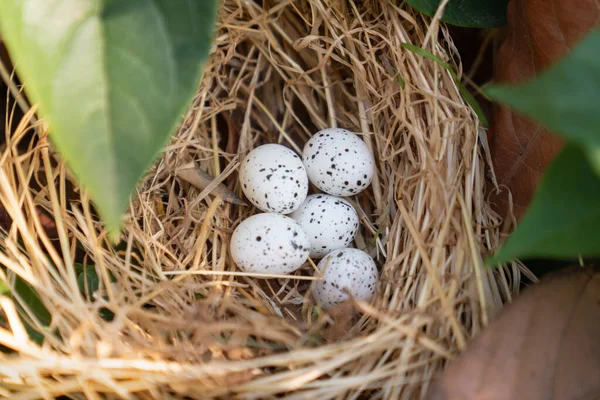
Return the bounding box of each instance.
[0,0,534,398]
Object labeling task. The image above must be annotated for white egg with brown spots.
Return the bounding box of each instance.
[230,213,310,274]
[313,248,378,309]
[240,144,309,214]
[302,128,374,196]
[290,194,359,258]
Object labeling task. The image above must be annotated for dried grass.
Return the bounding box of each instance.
[0,0,533,398]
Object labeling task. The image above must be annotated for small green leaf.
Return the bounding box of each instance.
[393,67,406,89]
[406,0,509,28]
[458,85,488,128]
[0,0,219,237]
[99,307,115,322]
[12,277,51,327]
[11,277,51,345]
[487,145,600,265]
[487,29,600,174]
[401,43,456,78]
[0,279,9,296]
[73,263,85,277]
[397,74,406,89]
[0,275,50,344]
[587,146,600,176]
[401,43,488,127]
[78,266,100,296]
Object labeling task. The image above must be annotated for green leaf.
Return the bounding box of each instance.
[458,85,488,128]
[12,276,51,327]
[487,145,600,265]
[487,29,600,174]
[78,266,100,296]
[11,276,51,344]
[405,0,509,28]
[0,279,9,296]
[74,262,85,276]
[401,43,488,127]
[401,43,456,79]
[587,146,600,176]
[393,67,406,89]
[397,74,406,89]
[0,275,50,344]
[99,307,115,322]
[0,0,219,238]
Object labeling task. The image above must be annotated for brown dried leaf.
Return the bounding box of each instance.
[428,267,600,400]
[175,162,246,206]
[490,0,599,220]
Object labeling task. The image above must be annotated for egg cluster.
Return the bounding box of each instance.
[230,128,379,309]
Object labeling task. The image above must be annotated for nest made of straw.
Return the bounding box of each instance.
[0,0,533,398]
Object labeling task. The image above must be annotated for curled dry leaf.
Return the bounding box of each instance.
[490,0,599,220]
[428,267,600,400]
[176,162,246,206]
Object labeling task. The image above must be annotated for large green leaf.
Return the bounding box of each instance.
[405,0,509,28]
[487,145,600,265]
[487,29,600,176]
[0,0,219,237]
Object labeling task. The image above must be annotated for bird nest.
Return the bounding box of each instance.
[0,0,531,398]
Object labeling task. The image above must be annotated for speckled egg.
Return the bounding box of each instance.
[290,194,359,258]
[302,128,375,196]
[313,248,378,309]
[230,213,310,274]
[239,144,309,214]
